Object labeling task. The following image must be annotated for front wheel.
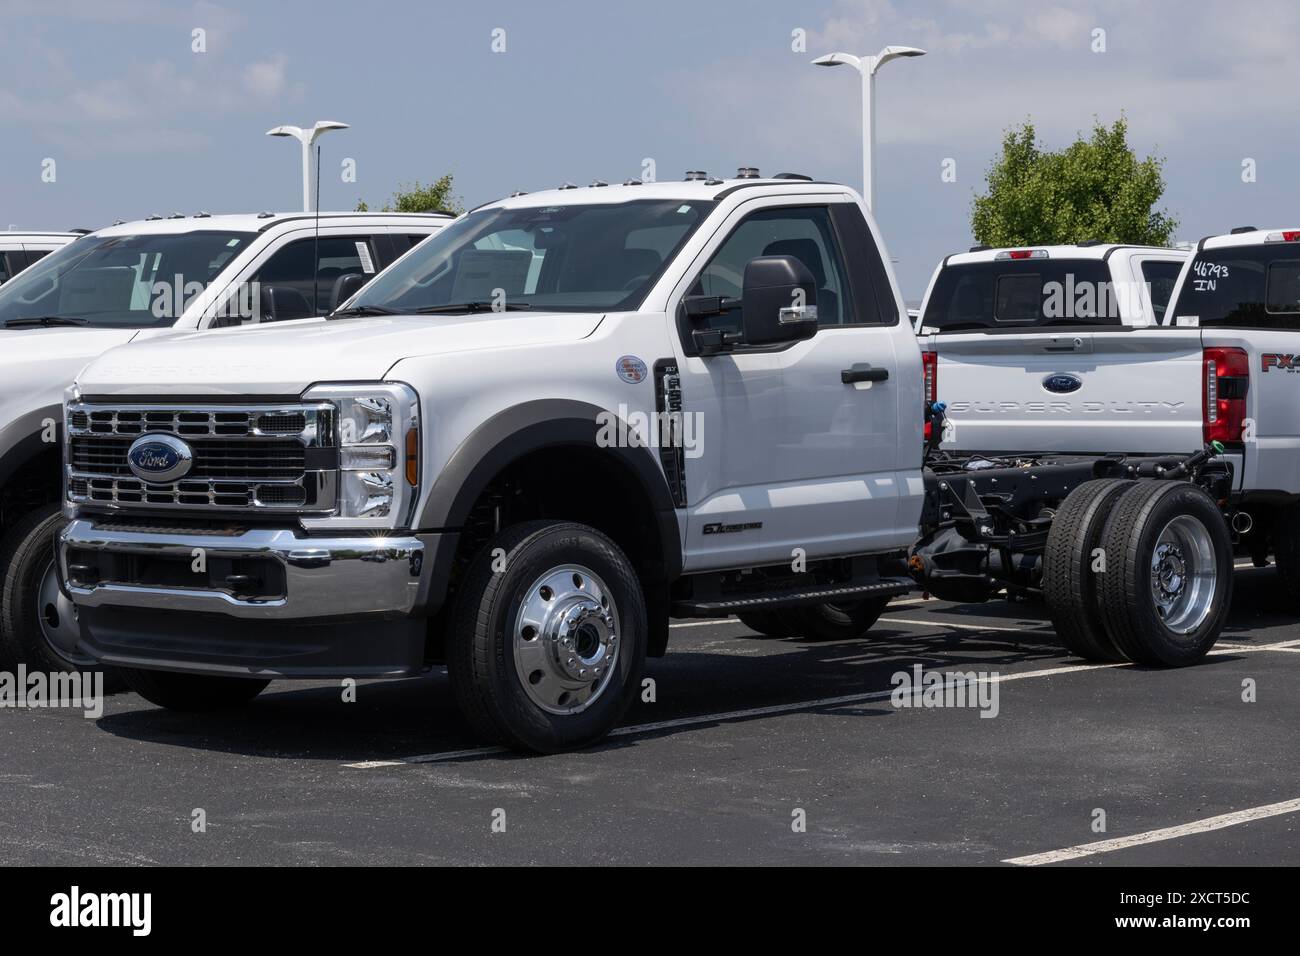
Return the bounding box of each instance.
[779,599,890,641]
[0,505,123,690]
[447,520,647,753]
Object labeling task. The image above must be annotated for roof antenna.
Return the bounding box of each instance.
[313,144,322,315]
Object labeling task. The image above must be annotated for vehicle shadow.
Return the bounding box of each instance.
[91,623,1070,764]
[91,568,1288,764]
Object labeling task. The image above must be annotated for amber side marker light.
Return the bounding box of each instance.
[406,428,419,486]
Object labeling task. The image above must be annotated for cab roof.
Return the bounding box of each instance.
[1201,228,1300,251]
[0,231,80,240]
[90,211,453,238]
[475,174,839,212]
[943,243,1185,267]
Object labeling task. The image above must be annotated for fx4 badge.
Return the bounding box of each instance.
[1261,353,1300,373]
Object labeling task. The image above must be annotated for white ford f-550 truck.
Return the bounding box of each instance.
[56,176,1233,752]
[0,212,448,676]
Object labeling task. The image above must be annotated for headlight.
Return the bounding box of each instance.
[301,382,420,531]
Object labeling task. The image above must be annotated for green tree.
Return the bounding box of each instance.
[971,117,1177,247]
[356,174,462,214]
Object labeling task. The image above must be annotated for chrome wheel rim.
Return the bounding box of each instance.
[37,559,89,664]
[1149,515,1217,635]
[512,564,619,715]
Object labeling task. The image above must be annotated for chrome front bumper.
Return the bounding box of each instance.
[59,518,426,621]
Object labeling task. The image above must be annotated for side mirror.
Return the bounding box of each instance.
[330,272,370,312]
[739,254,818,346]
[258,285,315,323]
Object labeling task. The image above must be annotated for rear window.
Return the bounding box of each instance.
[1168,245,1300,330]
[921,259,1119,332]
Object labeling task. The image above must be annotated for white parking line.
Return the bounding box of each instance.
[879,616,1053,634]
[1003,797,1300,866]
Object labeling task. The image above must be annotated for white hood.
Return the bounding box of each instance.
[0,325,138,420]
[75,312,605,396]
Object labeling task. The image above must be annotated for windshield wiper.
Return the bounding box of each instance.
[330,305,400,317]
[415,302,532,314]
[3,316,89,328]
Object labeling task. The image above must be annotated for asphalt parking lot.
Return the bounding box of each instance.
[2,563,1297,866]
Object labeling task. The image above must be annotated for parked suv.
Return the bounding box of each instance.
[0,231,79,285]
[0,212,448,675]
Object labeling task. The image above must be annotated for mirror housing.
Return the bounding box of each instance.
[258,285,315,323]
[740,254,818,346]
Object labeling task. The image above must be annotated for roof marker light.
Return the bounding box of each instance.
[683,170,708,181]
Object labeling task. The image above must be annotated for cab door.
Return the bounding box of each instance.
[667,194,918,572]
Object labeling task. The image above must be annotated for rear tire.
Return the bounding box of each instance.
[1097,481,1232,667]
[779,598,890,641]
[0,504,125,691]
[1042,479,1131,662]
[118,668,269,711]
[736,610,795,638]
[447,520,647,753]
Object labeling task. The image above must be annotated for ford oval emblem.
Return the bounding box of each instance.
[1043,373,1083,395]
[126,434,193,484]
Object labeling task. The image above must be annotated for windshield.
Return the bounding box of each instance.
[921,259,1124,332]
[0,230,252,329]
[1167,244,1300,330]
[346,199,715,315]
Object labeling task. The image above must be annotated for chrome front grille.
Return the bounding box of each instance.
[67,402,336,514]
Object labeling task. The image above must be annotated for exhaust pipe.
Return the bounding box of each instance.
[1231,511,1253,535]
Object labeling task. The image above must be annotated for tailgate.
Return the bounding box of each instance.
[930,329,1205,454]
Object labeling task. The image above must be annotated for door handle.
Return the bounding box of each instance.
[841,363,889,384]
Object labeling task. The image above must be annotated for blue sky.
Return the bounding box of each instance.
[1,0,1296,298]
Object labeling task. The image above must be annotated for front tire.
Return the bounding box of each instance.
[779,599,890,641]
[1097,481,1231,667]
[447,520,647,753]
[117,668,270,711]
[736,610,795,638]
[0,505,123,690]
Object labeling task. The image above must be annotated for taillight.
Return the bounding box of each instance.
[922,351,938,440]
[1203,347,1249,444]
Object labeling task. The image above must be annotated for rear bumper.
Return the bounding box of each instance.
[58,518,435,677]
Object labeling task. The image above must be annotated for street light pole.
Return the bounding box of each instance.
[265,121,350,212]
[812,46,926,211]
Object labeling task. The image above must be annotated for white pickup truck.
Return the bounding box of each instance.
[914,234,1300,663]
[55,177,1233,752]
[0,212,448,675]
[0,231,78,284]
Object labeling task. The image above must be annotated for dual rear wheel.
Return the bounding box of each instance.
[1043,480,1231,666]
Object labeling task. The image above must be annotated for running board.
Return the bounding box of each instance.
[672,578,914,618]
